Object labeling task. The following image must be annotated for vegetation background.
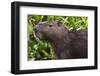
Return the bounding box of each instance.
[28,15,88,61]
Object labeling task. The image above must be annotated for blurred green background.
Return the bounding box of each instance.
[28,15,88,61]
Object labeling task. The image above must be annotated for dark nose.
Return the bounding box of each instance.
[34,28,38,32]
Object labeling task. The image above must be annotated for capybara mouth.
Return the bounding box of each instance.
[33,31,42,42]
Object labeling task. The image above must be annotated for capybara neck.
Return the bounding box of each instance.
[50,32,71,59]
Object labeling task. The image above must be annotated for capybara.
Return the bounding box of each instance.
[34,21,88,59]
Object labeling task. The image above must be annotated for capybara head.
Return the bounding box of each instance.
[34,21,69,41]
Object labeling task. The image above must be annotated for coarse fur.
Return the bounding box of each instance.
[34,21,88,59]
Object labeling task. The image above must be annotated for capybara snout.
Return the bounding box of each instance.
[34,21,48,32]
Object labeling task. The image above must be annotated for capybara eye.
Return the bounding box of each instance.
[49,25,53,27]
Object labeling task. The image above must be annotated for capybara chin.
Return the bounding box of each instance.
[34,21,88,59]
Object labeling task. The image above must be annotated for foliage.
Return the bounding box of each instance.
[28,15,88,61]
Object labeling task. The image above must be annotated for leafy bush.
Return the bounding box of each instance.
[28,15,88,61]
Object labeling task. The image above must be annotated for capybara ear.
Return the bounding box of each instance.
[50,20,62,27]
[57,21,63,26]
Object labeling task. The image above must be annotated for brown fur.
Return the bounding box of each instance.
[34,21,88,59]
